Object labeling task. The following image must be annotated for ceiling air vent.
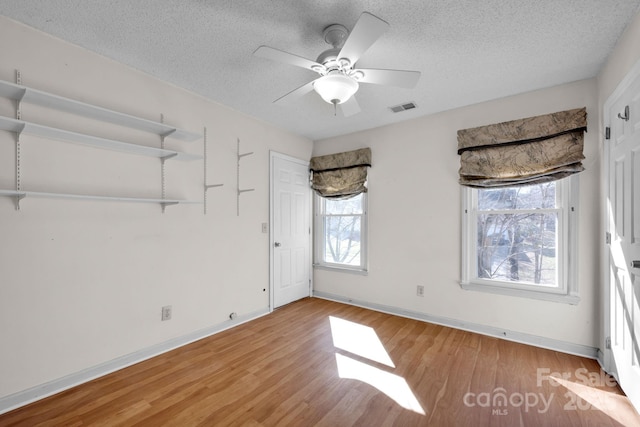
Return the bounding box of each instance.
[390,102,417,113]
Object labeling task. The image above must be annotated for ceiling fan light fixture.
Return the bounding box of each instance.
[313,72,359,105]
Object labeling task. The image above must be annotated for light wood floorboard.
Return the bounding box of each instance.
[1,297,639,426]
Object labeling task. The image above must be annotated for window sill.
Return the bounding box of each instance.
[313,264,368,276]
[460,281,580,305]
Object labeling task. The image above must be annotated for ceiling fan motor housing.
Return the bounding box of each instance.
[316,24,352,75]
[323,24,349,48]
[317,24,353,73]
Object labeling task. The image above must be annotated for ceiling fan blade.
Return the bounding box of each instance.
[254,46,325,73]
[340,96,361,117]
[356,68,421,88]
[338,12,389,65]
[273,80,317,105]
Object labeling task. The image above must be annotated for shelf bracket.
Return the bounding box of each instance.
[160,201,179,209]
[14,128,24,211]
[159,114,178,213]
[204,181,225,216]
[160,129,177,138]
[203,126,224,214]
[161,153,178,161]
[14,70,25,211]
[12,192,26,211]
[236,138,254,216]
[15,70,25,121]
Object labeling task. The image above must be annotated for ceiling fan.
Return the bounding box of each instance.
[254,12,421,116]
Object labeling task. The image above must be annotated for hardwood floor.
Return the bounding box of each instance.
[1,297,639,426]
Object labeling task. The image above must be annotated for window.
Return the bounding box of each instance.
[314,193,367,273]
[461,178,578,304]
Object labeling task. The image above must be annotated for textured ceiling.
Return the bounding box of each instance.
[1,0,639,141]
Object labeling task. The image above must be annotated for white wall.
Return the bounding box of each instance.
[598,11,640,107]
[0,16,312,400]
[313,78,601,349]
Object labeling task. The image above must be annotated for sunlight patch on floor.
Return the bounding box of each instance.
[329,316,425,415]
[335,353,426,414]
[329,316,395,368]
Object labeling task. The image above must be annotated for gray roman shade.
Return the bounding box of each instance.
[457,107,587,188]
[310,148,371,198]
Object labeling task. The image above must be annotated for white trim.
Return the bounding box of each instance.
[313,264,369,275]
[313,291,598,359]
[269,151,312,312]
[0,308,269,415]
[313,191,368,272]
[601,57,640,376]
[460,281,580,304]
[460,177,579,304]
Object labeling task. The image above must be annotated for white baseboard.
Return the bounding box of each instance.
[313,291,599,360]
[0,308,270,415]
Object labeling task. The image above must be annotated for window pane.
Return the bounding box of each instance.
[324,215,361,265]
[325,194,363,215]
[478,182,556,210]
[476,212,557,285]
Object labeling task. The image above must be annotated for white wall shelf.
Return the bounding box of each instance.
[0,79,201,141]
[0,71,203,211]
[0,189,202,207]
[0,116,202,161]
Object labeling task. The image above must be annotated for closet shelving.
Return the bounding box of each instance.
[0,77,203,209]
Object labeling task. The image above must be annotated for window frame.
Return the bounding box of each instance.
[460,177,579,304]
[314,192,368,274]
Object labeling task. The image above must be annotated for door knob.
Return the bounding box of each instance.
[632,260,640,269]
[274,242,281,247]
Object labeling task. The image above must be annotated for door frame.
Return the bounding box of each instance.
[269,151,312,312]
[601,57,640,377]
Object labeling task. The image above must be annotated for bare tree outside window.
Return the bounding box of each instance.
[476,183,558,286]
[462,177,577,303]
[323,194,363,266]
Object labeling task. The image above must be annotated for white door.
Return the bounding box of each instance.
[270,152,311,308]
[606,64,640,412]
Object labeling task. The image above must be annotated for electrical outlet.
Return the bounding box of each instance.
[161,305,172,321]
[416,285,424,297]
